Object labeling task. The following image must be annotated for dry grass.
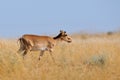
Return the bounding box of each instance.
[0,33,120,80]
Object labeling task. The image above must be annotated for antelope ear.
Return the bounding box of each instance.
[60,30,63,33]
[64,31,66,33]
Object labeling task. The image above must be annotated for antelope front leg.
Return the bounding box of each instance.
[38,50,44,60]
[49,51,55,63]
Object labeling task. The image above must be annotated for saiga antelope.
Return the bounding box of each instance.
[17,30,72,61]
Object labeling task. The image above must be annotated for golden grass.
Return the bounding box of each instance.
[0,33,120,80]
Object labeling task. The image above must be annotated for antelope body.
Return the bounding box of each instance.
[18,30,72,60]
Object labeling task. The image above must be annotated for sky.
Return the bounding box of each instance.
[0,0,120,37]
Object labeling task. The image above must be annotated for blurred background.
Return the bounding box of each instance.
[0,0,120,38]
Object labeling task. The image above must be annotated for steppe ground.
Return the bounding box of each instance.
[0,32,120,80]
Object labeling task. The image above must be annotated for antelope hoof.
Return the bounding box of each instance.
[38,58,41,60]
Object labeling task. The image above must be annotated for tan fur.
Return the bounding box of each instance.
[18,30,72,60]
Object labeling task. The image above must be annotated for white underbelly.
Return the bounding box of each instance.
[31,43,48,51]
[31,46,47,51]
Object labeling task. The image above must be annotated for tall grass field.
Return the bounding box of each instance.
[0,33,120,80]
